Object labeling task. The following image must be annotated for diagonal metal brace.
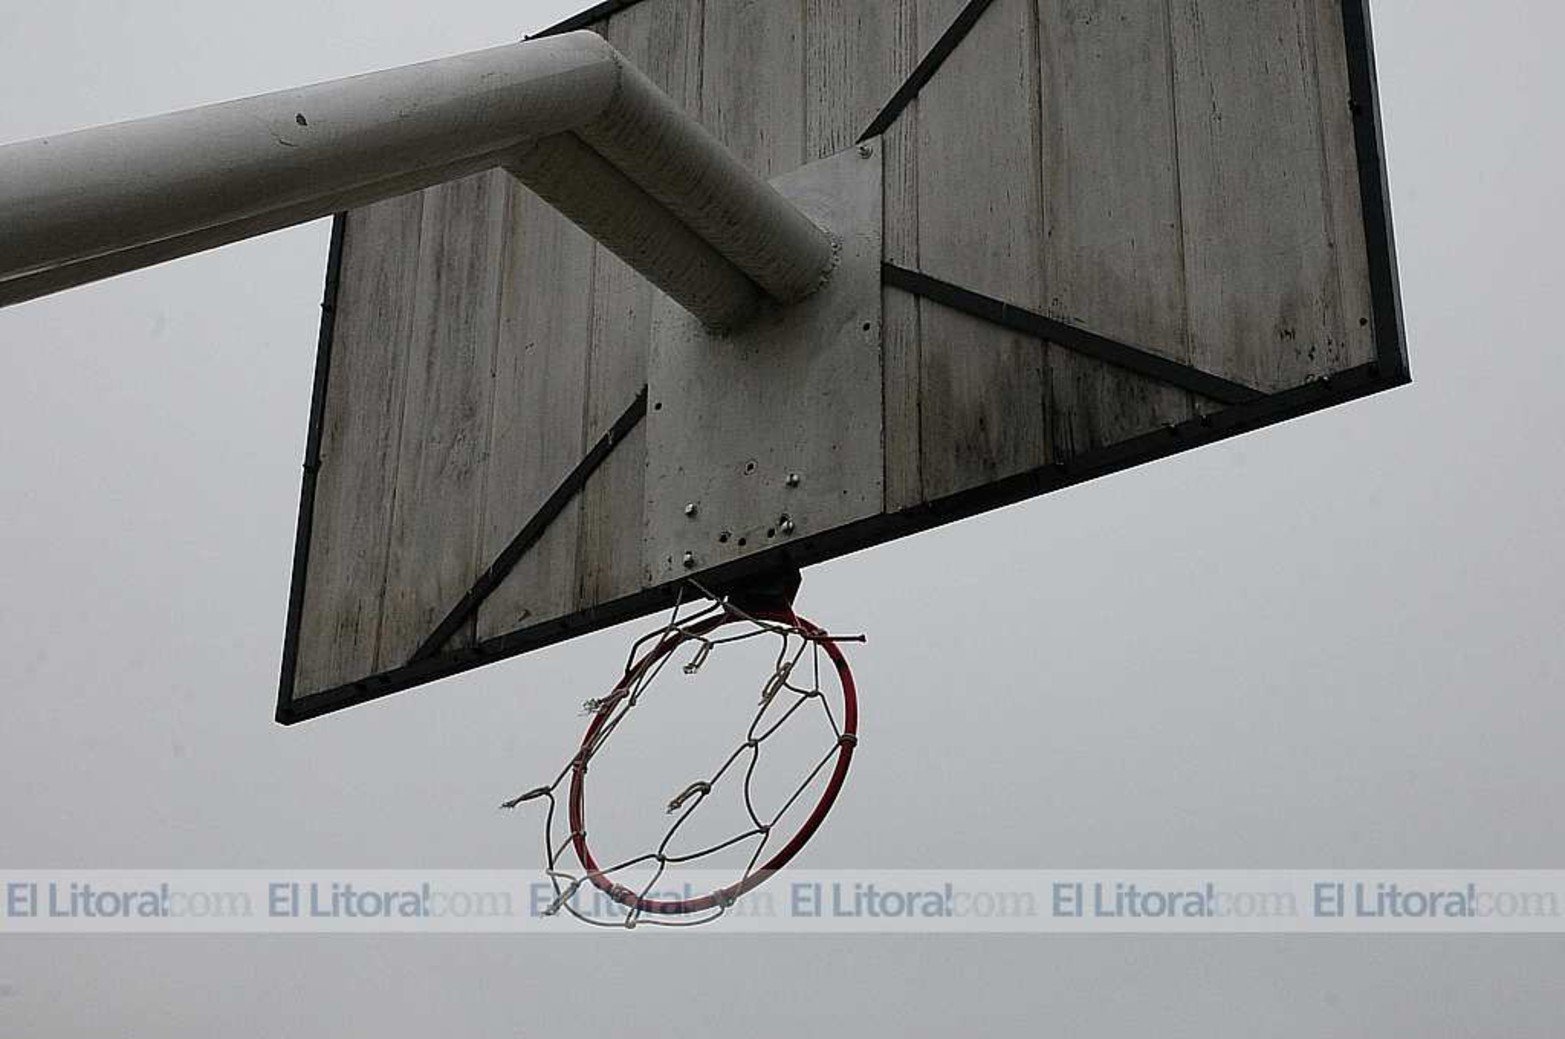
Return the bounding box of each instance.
[883,264,1264,406]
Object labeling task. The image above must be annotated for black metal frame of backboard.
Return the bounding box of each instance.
[277,0,1407,724]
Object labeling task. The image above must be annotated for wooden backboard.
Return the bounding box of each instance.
[278,0,1406,723]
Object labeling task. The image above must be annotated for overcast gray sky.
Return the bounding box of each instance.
[3,0,1564,1034]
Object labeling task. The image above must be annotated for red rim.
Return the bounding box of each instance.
[568,607,857,915]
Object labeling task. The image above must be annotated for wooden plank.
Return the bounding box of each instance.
[702,0,806,178]
[1171,0,1346,392]
[805,0,912,161]
[475,181,597,643]
[577,0,704,608]
[293,194,423,698]
[882,143,922,511]
[913,0,1049,501]
[881,4,923,513]
[806,0,923,511]
[1037,0,1195,455]
[375,172,506,668]
[1307,0,1376,370]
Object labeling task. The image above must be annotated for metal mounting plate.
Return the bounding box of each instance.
[643,140,884,584]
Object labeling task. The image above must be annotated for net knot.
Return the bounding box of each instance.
[667,780,712,813]
[542,873,585,916]
[683,640,714,674]
[759,662,793,706]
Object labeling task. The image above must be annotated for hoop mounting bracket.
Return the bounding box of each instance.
[644,139,885,586]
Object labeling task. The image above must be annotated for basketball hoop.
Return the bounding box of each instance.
[503,582,861,927]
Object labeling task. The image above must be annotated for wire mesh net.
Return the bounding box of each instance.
[502,583,861,927]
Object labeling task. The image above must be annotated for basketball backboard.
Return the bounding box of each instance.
[278,0,1406,723]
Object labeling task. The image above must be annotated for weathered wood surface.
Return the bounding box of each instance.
[292,0,1382,700]
[703,0,806,178]
[1037,0,1195,454]
[1306,0,1376,370]
[473,181,595,645]
[375,171,507,670]
[911,0,1049,500]
[294,194,423,696]
[1172,0,1363,392]
[805,0,913,161]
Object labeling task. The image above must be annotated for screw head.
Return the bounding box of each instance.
[785,473,801,488]
[781,519,796,535]
[682,551,696,569]
[858,143,874,159]
[684,502,698,518]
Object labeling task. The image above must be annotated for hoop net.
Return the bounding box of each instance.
[502,585,860,927]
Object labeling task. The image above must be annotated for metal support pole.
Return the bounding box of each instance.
[0,31,836,330]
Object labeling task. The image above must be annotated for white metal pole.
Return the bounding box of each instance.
[0,31,835,330]
[506,135,763,329]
